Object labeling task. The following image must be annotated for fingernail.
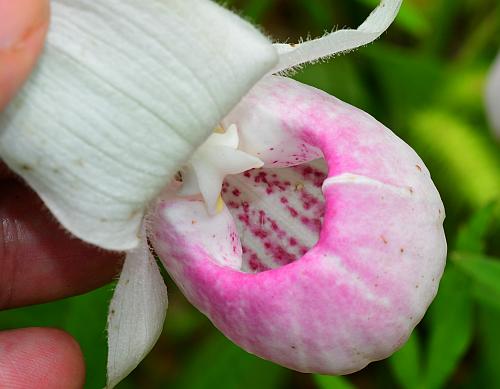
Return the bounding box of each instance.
[0,0,49,50]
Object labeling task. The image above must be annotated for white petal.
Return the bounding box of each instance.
[271,0,402,73]
[106,235,168,388]
[486,53,500,139]
[0,0,277,250]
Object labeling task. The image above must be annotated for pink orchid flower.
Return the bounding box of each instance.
[0,0,446,387]
[152,74,447,375]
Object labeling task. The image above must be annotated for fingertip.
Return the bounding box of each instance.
[0,327,85,389]
[0,181,124,309]
[0,0,50,110]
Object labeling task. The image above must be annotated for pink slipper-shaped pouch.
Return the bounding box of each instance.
[151,76,447,374]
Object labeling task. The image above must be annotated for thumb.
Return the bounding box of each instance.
[0,328,85,389]
[0,0,49,110]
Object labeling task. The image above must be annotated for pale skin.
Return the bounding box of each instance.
[0,1,124,387]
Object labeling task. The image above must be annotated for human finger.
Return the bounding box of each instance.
[0,327,85,389]
[0,180,124,310]
[0,0,50,110]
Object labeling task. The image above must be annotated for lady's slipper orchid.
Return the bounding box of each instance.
[0,0,447,387]
[486,53,500,139]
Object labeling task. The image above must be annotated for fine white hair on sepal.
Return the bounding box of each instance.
[271,0,402,74]
[485,53,500,139]
[106,231,168,389]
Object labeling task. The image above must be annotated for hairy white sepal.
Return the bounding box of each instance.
[272,0,402,73]
[106,235,168,388]
[0,0,277,250]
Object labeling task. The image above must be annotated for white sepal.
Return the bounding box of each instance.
[0,0,277,250]
[106,234,168,388]
[272,0,402,73]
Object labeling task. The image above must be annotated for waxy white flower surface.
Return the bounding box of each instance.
[0,1,444,388]
[486,53,500,139]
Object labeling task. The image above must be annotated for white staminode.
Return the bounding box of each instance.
[179,124,264,214]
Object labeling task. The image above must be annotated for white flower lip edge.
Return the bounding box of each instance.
[0,1,403,388]
[0,0,402,252]
[485,53,500,139]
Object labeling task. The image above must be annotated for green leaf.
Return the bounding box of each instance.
[423,0,465,56]
[455,202,498,253]
[0,298,71,329]
[388,332,421,389]
[295,0,337,30]
[293,55,373,113]
[242,0,274,22]
[362,45,445,127]
[452,253,500,295]
[355,0,431,37]
[455,9,499,67]
[162,289,206,341]
[422,266,474,389]
[314,375,355,389]
[174,330,288,389]
[471,282,500,312]
[436,66,488,121]
[64,286,112,389]
[477,305,500,386]
[409,111,500,210]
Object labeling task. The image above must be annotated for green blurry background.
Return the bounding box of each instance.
[1,0,500,387]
